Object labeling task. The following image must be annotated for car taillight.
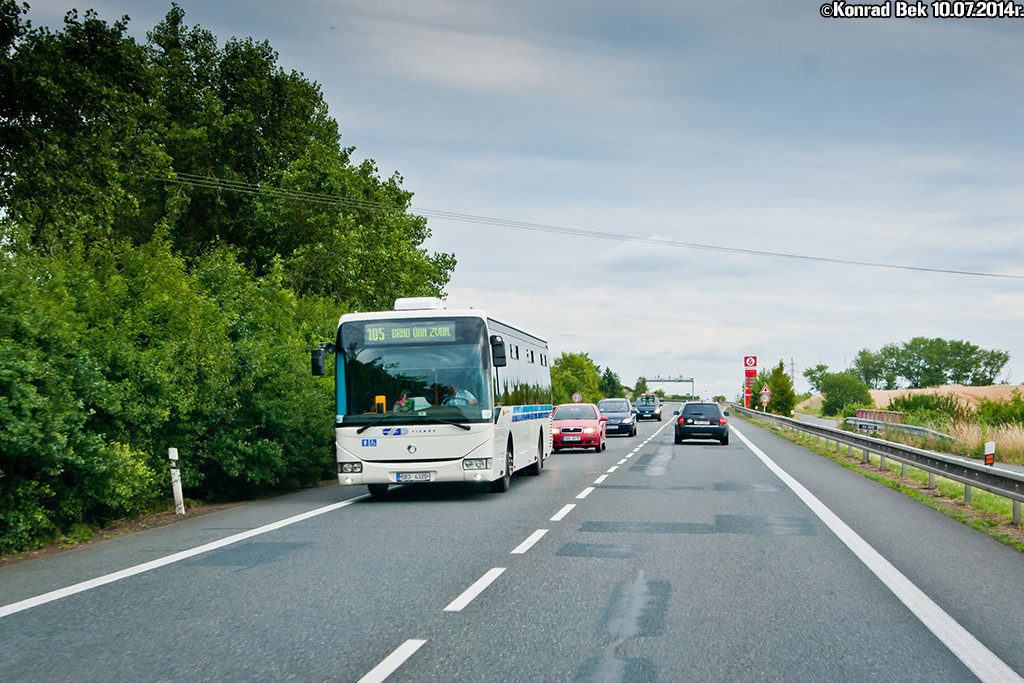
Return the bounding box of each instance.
[719,417,727,425]
[677,417,685,424]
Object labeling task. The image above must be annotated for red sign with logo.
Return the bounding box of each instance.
[744,356,757,368]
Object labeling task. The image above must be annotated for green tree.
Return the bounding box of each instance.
[763,360,797,416]
[898,337,950,388]
[0,5,169,253]
[878,343,902,389]
[971,348,1010,386]
[598,367,625,398]
[0,3,455,311]
[819,371,873,416]
[633,376,649,397]
[551,352,602,405]
[802,364,829,394]
[852,349,886,389]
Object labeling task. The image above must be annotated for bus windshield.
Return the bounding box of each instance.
[338,317,493,425]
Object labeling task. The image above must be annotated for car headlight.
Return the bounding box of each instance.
[583,427,596,434]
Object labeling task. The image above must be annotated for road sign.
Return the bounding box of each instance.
[744,356,757,368]
[761,384,771,395]
[572,392,582,403]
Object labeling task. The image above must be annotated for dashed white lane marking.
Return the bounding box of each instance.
[594,474,608,484]
[732,424,1022,683]
[550,504,575,521]
[511,529,548,555]
[576,487,595,500]
[357,639,427,683]
[443,567,506,612]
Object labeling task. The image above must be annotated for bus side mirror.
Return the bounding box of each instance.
[311,343,335,376]
[490,334,507,368]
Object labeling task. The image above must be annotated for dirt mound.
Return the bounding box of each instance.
[797,384,1023,412]
[868,384,1023,410]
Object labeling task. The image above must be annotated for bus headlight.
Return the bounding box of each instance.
[463,458,492,471]
[338,462,363,474]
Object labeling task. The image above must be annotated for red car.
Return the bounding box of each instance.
[552,403,607,453]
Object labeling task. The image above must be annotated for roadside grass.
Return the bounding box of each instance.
[742,415,1024,553]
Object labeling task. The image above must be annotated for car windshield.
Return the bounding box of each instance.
[683,403,722,418]
[553,405,598,420]
[599,400,629,412]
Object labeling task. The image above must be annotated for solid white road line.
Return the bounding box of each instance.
[0,497,364,620]
[511,529,548,555]
[732,424,1022,683]
[443,567,506,612]
[357,639,427,683]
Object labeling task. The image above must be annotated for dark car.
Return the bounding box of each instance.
[552,403,607,452]
[598,397,637,436]
[635,394,662,421]
[674,401,729,445]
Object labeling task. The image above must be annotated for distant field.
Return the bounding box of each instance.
[797,384,1024,412]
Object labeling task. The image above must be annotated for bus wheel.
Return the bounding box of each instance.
[491,444,512,492]
[527,432,544,476]
[368,483,389,497]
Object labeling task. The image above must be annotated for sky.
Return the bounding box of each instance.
[26,0,1024,398]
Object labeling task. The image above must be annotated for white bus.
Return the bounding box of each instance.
[312,297,552,496]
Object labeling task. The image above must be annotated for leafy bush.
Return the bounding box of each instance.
[974,390,1024,426]
[840,403,876,419]
[0,243,337,553]
[885,393,966,425]
[820,372,873,416]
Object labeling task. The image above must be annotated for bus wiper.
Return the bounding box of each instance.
[354,414,470,433]
[355,414,401,434]
[421,417,471,431]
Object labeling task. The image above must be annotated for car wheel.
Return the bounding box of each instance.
[720,434,729,446]
[368,483,389,497]
[674,434,682,445]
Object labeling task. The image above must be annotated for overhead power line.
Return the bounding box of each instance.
[155,173,1024,281]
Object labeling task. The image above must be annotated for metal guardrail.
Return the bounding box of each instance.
[733,405,1024,524]
[843,417,955,442]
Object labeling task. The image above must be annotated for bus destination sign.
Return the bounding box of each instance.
[364,321,457,345]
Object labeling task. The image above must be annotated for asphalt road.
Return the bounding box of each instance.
[2,406,1023,682]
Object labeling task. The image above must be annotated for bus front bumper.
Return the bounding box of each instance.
[337,458,497,486]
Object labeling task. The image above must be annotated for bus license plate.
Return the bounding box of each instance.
[397,472,430,482]
[563,436,581,441]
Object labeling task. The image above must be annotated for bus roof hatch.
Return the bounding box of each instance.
[394,297,446,311]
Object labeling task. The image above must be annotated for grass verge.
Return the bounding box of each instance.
[742,415,1024,553]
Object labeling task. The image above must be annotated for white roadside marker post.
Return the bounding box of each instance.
[169,448,185,515]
